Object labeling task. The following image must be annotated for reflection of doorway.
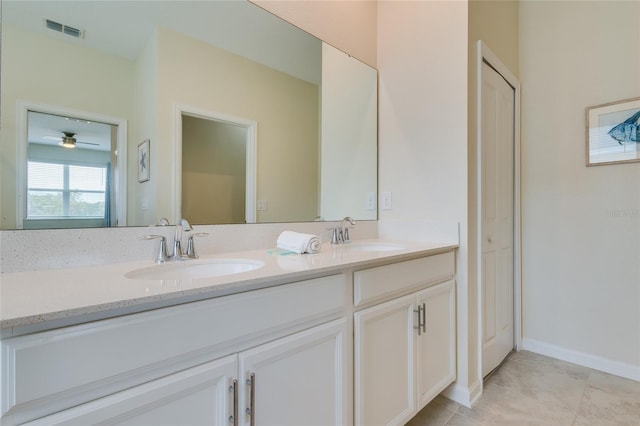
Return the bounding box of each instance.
[17,102,127,229]
[175,105,257,224]
[182,116,247,224]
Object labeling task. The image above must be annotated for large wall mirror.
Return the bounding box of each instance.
[0,0,377,230]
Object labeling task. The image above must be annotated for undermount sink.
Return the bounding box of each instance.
[346,243,405,252]
[125,258,264,281]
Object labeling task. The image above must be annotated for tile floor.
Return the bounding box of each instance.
[406,350,640,426]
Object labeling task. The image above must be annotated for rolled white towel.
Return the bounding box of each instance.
[276,231,321,254]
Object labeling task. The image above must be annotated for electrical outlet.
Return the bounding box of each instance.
[365,192,376,210]
[381,192,392,210]
[257,199,268,211]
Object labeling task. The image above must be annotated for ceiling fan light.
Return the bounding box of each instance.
[60,135,76,148]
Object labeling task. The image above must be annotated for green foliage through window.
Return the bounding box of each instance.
[27,161,107,218]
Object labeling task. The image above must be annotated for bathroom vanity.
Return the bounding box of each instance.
[0,241,456,425]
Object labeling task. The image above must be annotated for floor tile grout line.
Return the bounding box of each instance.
[570,382,591,426]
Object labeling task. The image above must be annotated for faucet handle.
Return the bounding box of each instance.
[141,235,169,264]
[186,232,209,259]
[327,227,339,244]
[340,216,356,243]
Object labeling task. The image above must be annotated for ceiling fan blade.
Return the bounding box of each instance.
[77,141,100,146]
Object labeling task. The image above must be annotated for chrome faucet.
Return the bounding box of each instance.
[141,234,170,264]
[142,218,209,263]
[330,216,357,244]
[185,232,209,259]
[171,218,193,260]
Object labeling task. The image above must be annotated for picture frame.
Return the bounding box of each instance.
[138,139,150,182]
[586,97,640,166]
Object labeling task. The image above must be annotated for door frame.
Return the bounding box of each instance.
[15,100,128,228]
[476,41,522,373]
[174,104,257,223]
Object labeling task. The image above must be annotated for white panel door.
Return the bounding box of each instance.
[238,319,347,426]
[22,355,238,426]
[416,280,456,409]
[354,294,416,426]
[481,61,515,377]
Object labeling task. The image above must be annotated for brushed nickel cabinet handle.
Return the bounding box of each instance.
[246,373,256,426]
[229,379,238,426]
[414,305,423,335]
[421,302,426,334]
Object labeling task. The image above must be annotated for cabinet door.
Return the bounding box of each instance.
[354,293,417,426]
[238,319,347,426]
[23,355,238,426]
[416,280,456,409]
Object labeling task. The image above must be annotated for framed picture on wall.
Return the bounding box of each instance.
[138,139,150,182]
[586,97,640,166]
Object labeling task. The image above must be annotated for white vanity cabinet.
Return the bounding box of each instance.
[1,244,458,426]
[22,319,347,426]
[353,253,456,426]
[1,275,348,426]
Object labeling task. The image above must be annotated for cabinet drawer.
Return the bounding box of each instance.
[353,252,454,307]
[1,274,346,423]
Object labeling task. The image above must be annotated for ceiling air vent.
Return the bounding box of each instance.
[44,18,84,39]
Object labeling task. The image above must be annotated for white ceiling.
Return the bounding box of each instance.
[28,111,113,151]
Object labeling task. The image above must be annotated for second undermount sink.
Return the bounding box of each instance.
[125,258,264,281]
[346,243,405,252]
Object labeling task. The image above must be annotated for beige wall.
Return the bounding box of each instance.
[252,0,377,68]
[520,1,640,375]
[130,29,159,227]
[182,116,247,224]
[377,0,472,403]
[0,25,134,229]
[150,27,319,225]
[468,0,519,77]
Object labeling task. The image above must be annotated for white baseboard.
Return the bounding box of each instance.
[522,337,640,382]
[441,380,482,408]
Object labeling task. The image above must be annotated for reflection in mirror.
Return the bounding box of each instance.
[0,0,377,230]
[181,114,250,225]
[25,111,119,229]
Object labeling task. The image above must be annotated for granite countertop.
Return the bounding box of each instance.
[0,239,457,335]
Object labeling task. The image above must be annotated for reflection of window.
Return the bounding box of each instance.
[27,161,107,218]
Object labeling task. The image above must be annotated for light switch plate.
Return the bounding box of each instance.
[365,192,376,210]
[381,192,392,210]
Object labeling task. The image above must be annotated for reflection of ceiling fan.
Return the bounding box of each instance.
[44,132,100,149]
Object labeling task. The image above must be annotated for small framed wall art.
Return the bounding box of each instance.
[586,97,640,166]
[138,139,150,182]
